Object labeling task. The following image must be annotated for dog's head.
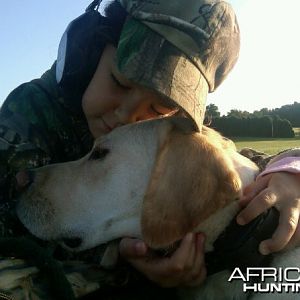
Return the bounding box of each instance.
[16,117,255,251]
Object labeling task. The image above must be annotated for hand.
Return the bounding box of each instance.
[237,172,300,255]
[119,233,206,287]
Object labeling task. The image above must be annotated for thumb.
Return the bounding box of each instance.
[119,237,148,259]
[239,174,272,206]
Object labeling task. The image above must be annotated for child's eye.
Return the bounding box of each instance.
[151,104,179,116]
[150,104,164,116]
[111,74,130,90]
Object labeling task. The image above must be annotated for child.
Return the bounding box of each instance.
[0,0,299,292]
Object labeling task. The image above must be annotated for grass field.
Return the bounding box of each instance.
[232,128,300,155]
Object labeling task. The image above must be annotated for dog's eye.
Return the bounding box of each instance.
[89,148,110,161]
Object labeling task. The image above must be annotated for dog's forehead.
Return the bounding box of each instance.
[93,117,196,153]
[94,119,166,145]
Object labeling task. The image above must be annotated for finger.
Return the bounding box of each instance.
[237,189,277,225]
[169,233,195,272]
[119,237,148,259]
[123,234,195,285]
[239,175,272,206]
[259,207,299,255]
[184,233,207,287]
[185,236,197,271]
[286,216,300,249]
[185,233,204,276]
[242,181,257,197]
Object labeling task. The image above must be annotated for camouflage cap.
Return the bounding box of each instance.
[116,0,240,129]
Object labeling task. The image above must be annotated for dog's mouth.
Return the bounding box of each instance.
[152,240,181,257]
[61,237,83,249]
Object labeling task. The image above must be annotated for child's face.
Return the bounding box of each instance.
[82,44,179,138]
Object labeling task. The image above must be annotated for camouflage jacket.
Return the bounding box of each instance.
[0,63,94,235]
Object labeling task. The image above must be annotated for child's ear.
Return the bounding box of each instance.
[141,128,241,249]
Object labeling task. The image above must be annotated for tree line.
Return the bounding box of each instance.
[205,102,299,138]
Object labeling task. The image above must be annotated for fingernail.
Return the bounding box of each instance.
[135,241,147,255]
[236,216,245,225]
[185,232,194,242]
[259,243,270,255]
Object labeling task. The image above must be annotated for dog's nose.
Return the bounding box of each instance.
[16,170,34,190]
[62,237,82,249]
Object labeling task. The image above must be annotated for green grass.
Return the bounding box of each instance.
[232,128,300,155]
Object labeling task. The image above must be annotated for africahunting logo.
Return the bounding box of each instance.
[228,267,300,293]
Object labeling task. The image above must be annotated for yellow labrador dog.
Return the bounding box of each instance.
[16,117,299,299]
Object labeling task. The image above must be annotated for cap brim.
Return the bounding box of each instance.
[116,18,208,130]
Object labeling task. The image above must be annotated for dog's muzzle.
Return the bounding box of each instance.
[61,237,83,249]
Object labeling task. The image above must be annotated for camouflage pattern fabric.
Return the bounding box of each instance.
[118,0,240,92]
[0,254,177,300]
[0,63,93,237]
[239,147,300,172]
[116,0,240,130]
[239,148,273,172]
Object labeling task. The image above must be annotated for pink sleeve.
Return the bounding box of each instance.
[258,156,300,178]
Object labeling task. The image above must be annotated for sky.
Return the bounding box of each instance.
[1,0,300,115]
[209,0,300,114]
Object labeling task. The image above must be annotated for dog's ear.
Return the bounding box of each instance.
[167,116,198,134]
[155,117,198,147]
[141,129,242,249]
